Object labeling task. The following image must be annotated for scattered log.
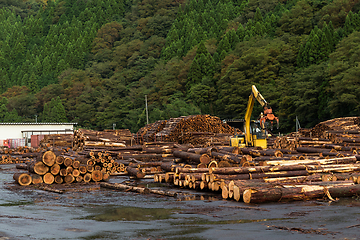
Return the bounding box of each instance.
[100,182,178,197]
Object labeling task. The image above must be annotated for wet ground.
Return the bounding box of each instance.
[0,164,360,240]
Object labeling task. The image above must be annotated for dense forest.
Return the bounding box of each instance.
[0,0,359,134]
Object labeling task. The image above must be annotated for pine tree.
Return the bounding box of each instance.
[343,13,354,36]
[254,7,263,23]
[28,72,39,93]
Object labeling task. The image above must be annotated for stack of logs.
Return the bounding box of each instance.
[13,150,109,186]
[153,146,360,203]
[135,115,236,146]
[9,115,360,204]
[72,129,133,151]
[0,146,37,164]
[40,134,74,148]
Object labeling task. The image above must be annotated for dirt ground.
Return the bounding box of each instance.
[1,164,360,240]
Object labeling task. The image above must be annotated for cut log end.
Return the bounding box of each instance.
[13,173,32,186]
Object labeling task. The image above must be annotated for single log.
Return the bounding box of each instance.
[261,156,357,167]
[83,173,92,182]
[28,161,49,175]
[100,182,178,197]
[76,175,83,183]
[79,165,87,174]
[64,174,75,183]
[124,167,144,178]
[59,168,68,176]
[50,163,60,175]
[176,167,210,174]
[72,169,80,177]
[72,160,80,169]
[31,174,43,184]
[54,175,63,184]
[37,186,64,194]
[296,147,332,153]
[13,173,32,186]
[173,150,211,164]
[43,173,55,184]
[16,164,28,170]
[42,151,56,166]
[243,182,358,203]
[86,165,94,172]
[102,173,110,182]
[210,151,244,164]
[91,170,103,182]
[209,165,308,175]
[63,157,73,167]
[55,155,64,165]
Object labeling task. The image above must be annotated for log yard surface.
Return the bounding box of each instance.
[1,115,360,239]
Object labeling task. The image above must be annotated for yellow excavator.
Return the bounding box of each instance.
[229,85,279,148]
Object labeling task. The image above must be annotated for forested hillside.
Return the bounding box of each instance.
[0,0,359,133]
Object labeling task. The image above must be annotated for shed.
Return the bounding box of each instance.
[0,123,76,147]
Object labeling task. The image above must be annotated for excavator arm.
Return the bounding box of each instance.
[244,85,279,147]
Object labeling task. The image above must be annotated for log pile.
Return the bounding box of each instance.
[135,120,167,143]
[13,150,110,185]
[40,134,74,148]
[72,129,132,151]
[9,115,360,204]
[0,146,38,164]
[136,115,236,146]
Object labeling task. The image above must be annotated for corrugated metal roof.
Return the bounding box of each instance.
[0,123,77,125]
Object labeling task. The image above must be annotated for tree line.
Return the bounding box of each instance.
[0,0,360,134]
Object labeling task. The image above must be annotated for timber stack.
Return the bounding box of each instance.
[72,128,133,151]
[8,115,360,204]
[40,134,74,148]
[13,150,111,185]
[136,115,236,146]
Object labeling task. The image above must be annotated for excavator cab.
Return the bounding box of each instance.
[227,120,267,148]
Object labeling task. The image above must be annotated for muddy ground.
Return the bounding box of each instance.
[0,165,359,240]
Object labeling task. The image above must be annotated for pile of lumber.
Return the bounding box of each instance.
[136,115,236,146]
[40,134,74,148]
[72,129,132,151]
[13,150,109,186]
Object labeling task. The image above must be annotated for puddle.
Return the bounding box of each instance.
[82,206,175,221]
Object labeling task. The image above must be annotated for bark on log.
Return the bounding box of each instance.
[173,150,211,164]
[13,173,32,186]
[126,167,145,178]
[28,161,49,175]
[100,182,178,197]
[243,182,358,203]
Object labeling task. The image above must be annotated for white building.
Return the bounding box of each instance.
[0,123,76,147]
